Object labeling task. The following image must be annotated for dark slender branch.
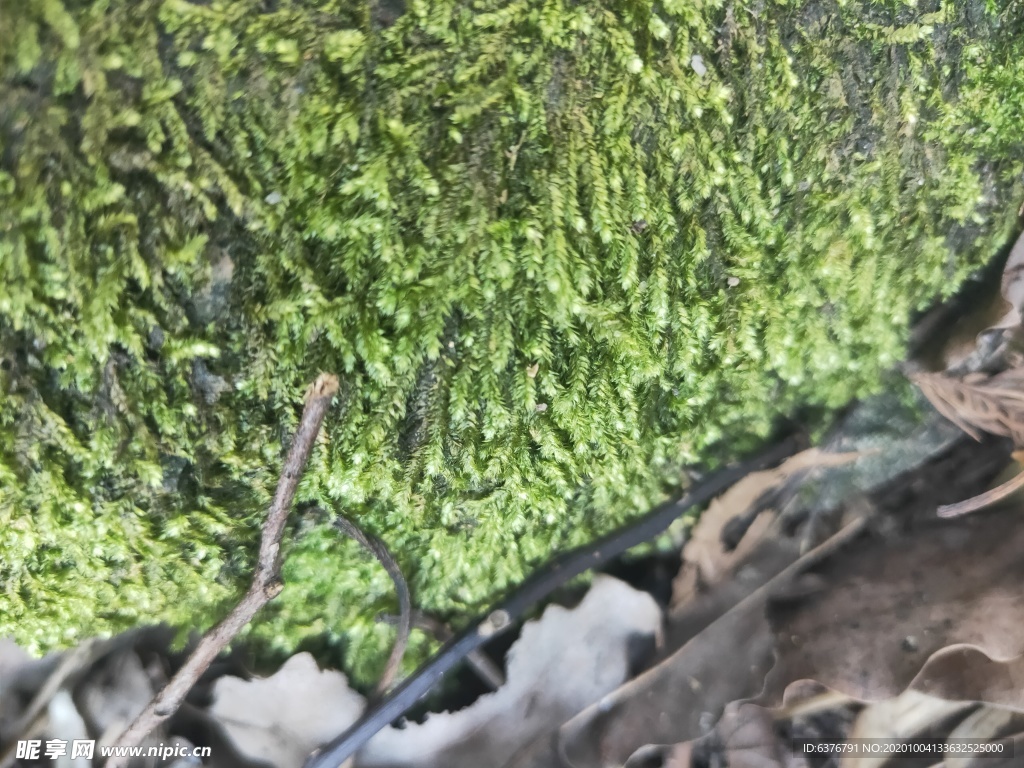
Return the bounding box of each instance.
[334,515,411,696]
[106,374,339,767]
[304,434,804,768]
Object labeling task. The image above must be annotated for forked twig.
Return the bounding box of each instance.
[105,374,339,766]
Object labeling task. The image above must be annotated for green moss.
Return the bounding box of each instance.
[1,0,1023,683]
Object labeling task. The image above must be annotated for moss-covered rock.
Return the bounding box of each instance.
[1,0,1023,682]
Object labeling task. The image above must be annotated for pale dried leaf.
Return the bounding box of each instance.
[210,652,364,768]
[673,449,860,608]
[0,639,38,726]
[910,647,1024,713]
[838,691,971,768]
[0,638,31,678]
[357,575,661,768]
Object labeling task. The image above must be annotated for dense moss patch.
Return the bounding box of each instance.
[1,0,1023,682]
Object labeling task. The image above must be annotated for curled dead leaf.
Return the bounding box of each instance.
[913,368,1024,445]
[838,690,971,768]
[673,449,860,608]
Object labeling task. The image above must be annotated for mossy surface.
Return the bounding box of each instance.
[2,0,1023,682]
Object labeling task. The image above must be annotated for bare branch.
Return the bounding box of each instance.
[105,374,339,766]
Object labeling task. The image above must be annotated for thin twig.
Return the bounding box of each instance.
[333,515,411,697]
[105,374,339,767]
[303,435,805,768]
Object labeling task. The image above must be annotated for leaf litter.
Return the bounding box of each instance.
[671,449,861,608]
[357,575,661,768]
[913,228,1024,516]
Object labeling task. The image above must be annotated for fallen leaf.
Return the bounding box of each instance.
[913,368,1024,446]
[664,535,798,655]
[710,702,789,768]
[210,652,365,768]
[838,690,971,768]
[356,575,661,768]
[624,703,800,768]
[0,638,32,678]
[910,647,1024,713]
[672,449,860,608]
[945,706,1023,768]
[553,591,774,768]
[762,513,1024,709]
[0,638,44,727]
[536,505,1024,768]
[540,521,866,768]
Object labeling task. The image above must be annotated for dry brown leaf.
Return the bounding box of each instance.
[913,368,1024,446]
[529,520,867,768]
[945,706,1023,768]
[762,514,1024,709]
[910,647,1024,713]
[543,507,1024,768]
[624,703,802,768]
[555,600,775,768]
[713,702,789,768]
[931,230,1024,370]
[838,691,972,768]
[672,449,860,608]
[664,536,798,654]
